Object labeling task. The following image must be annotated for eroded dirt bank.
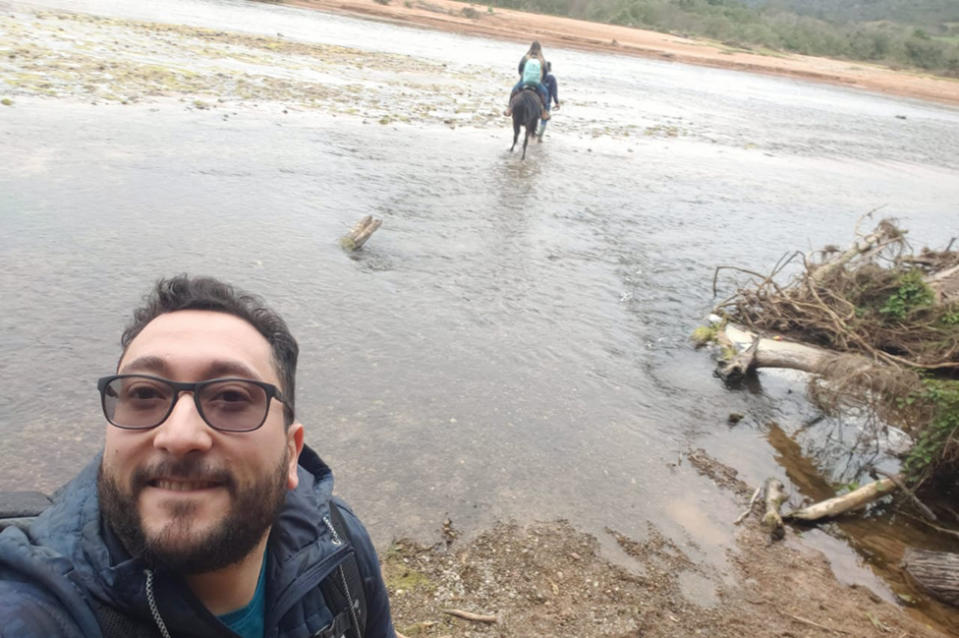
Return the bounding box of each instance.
[385,450,951,637]
[285,0,959,107]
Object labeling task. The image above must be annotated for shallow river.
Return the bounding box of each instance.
[2,0,959,627]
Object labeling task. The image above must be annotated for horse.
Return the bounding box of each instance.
[509,88,542,160]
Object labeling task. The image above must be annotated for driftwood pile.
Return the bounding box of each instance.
[713,218,959,371]
[705,219,958,490]
[704,219,959,607]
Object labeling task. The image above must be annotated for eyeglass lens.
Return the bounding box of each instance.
[102,376,270,431]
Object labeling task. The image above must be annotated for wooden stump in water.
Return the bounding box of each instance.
[761,478,787,540]
[903,548,959,607]
[340,215,382,251]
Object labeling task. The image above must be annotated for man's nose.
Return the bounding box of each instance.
[152,393,213,455]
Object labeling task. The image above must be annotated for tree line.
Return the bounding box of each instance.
[486,0,959,77]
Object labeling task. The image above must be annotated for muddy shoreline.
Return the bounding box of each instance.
[386,449,953,637]
[283,0,959,107]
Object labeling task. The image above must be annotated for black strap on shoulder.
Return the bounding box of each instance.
[88,596,161,638]
[318,504,368,638]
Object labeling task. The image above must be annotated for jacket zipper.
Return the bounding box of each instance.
[266,523,352,632]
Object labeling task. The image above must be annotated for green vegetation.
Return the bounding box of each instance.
[902,379,959,487]
[1,98,12,106]
[484,0,959,76]
[879,271,935,321]
[381,542,434,594]
[690,324,717,347]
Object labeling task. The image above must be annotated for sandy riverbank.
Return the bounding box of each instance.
[286,0,959,107]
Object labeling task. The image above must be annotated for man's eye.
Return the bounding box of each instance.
[215,389,252,403]
[126,386,165,400]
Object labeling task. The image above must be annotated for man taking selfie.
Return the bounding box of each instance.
[0,275,395,638]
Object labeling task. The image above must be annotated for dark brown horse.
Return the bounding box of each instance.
[509,89,541,160]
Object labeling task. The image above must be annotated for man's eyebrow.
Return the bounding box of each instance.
[119,357,263,381]
[202,360,262,381]
[119,355,168,375]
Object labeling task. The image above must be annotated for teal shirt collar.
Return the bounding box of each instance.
[217,554,268,638]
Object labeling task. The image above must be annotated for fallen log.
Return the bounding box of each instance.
[340,215,382,251]
[873,469,937,521]
[716,334,759,383]
[761,478,787,540]
[902,548,959,607]
[720,324,845,375]
[716,324,923,402]
[786,477,897,522]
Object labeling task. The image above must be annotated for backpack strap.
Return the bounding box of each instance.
[88,597,161,638]
[319,503,368,638]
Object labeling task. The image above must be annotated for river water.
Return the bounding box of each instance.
[2,0,959,626]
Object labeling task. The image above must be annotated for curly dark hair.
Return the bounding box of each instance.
[119,275,298,425]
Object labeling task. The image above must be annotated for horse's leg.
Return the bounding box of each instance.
[510,117,520,152]
[521,122,530,160]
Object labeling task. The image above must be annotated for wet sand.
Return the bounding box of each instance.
[287,0,959,107]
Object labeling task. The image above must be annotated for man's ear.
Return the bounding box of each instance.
[286,422,305,490]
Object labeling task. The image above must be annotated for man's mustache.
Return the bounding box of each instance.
[131,458,236,495]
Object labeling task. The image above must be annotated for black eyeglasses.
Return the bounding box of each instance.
[97,374,288,432]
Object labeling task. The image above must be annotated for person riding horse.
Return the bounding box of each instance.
[504,41,550,121]
[508,90,542,159]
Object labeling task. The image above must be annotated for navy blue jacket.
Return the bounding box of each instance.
[0,446,395,638]
[542,74,559,106]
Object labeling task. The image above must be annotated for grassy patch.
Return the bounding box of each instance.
[903,379,959,486]
[381,542,434,594]
[690,325,717,347]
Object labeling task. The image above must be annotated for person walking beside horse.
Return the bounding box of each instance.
[504,41,550,121]
[537,61,561,140]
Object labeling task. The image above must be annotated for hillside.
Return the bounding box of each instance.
[484,0,959,76]
[749,0,959,29]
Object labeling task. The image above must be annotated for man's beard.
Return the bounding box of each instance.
[98,452,290,574]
